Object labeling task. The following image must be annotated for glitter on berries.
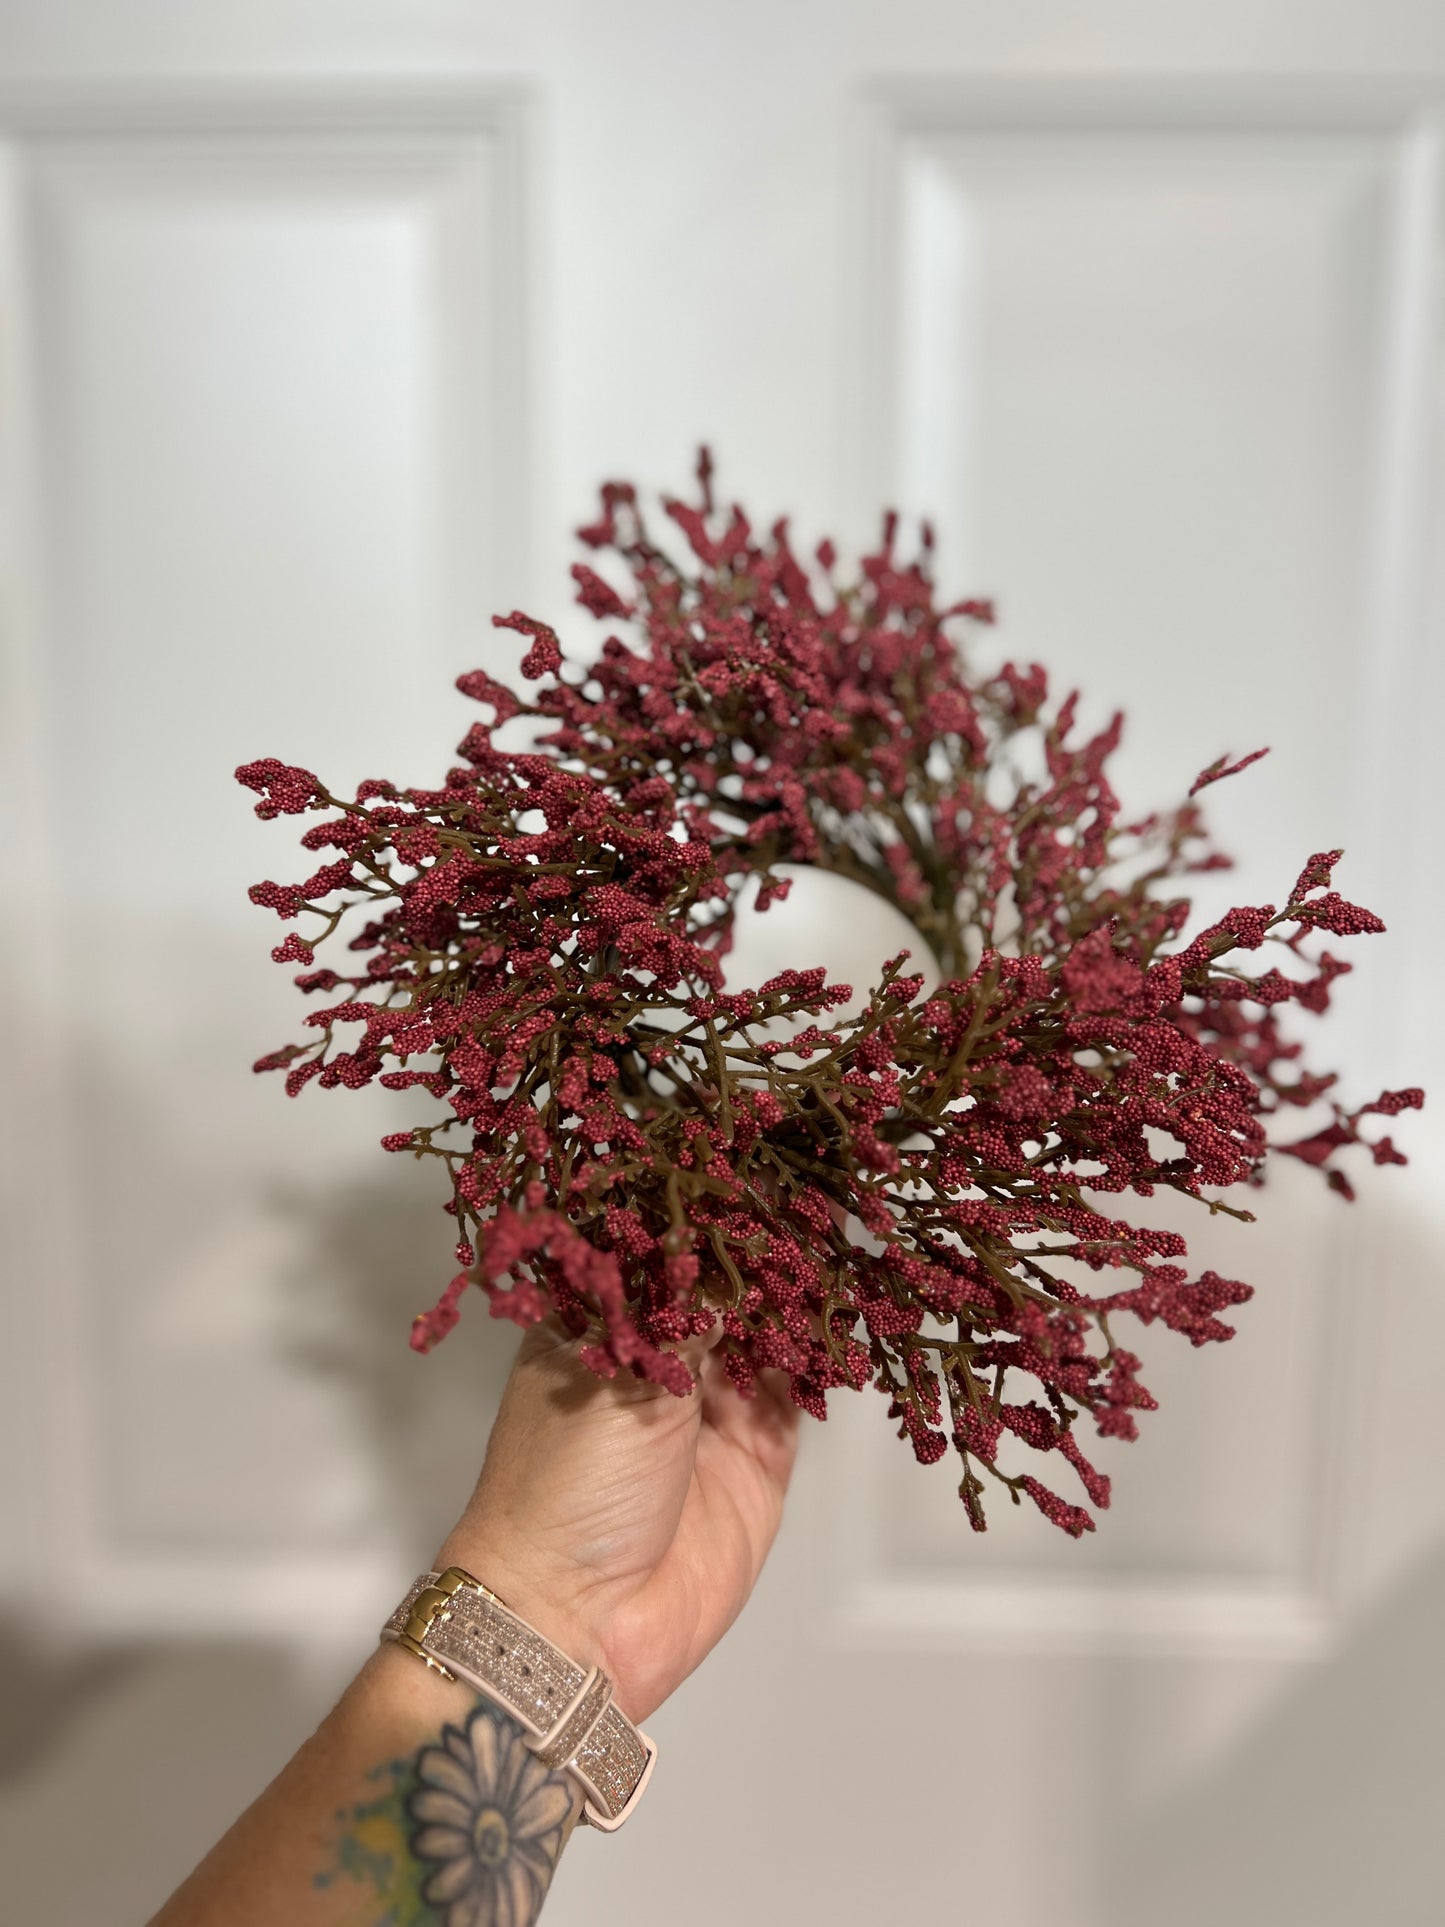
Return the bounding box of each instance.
[238,454,1421,1537]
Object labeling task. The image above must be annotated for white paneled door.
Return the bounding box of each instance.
[2,11,1444,1927]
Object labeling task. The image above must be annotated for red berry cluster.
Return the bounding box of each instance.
[239,453,1421,1536]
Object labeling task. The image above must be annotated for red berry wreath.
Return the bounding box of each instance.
[240,453,1420,1537]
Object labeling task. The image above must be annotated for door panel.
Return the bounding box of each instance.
[1,21,1443,1927]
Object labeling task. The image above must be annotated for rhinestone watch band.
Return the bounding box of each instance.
[381,1568,656,1831]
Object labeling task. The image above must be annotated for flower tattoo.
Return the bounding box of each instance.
[406,1702,574,1927]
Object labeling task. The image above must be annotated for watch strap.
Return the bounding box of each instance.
[381,1568,655,1831]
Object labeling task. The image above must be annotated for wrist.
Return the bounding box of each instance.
[431,1528,613,1691]
[353,1630,477,1735]
[384,1561,659,1831]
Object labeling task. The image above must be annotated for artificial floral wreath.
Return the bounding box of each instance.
[240,453,1420,1538]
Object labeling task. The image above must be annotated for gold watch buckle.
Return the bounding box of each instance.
[395,1566,493,1682]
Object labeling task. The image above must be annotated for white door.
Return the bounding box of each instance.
[3,10,1444,1925]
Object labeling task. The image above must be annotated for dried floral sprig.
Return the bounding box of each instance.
[239,453,1421,1536]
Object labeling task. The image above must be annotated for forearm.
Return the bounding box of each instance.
[149,1318,797,1922]
[151,1642,583,1927]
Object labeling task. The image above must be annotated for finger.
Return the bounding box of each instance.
[511,1314,716,1415]
[698,1351,799,1484]
[669,1313,725,1387]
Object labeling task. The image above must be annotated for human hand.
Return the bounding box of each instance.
[434,1322,799,1724]
[150,1320,797,1926]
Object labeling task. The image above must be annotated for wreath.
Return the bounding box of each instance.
[240,453,1420,1537]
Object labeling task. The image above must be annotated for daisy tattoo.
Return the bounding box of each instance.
[317,1700,579,1925]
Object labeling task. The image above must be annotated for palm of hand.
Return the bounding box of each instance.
[438,1323,800,1723]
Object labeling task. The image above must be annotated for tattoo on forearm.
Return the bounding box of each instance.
[316,1698,579,1925]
